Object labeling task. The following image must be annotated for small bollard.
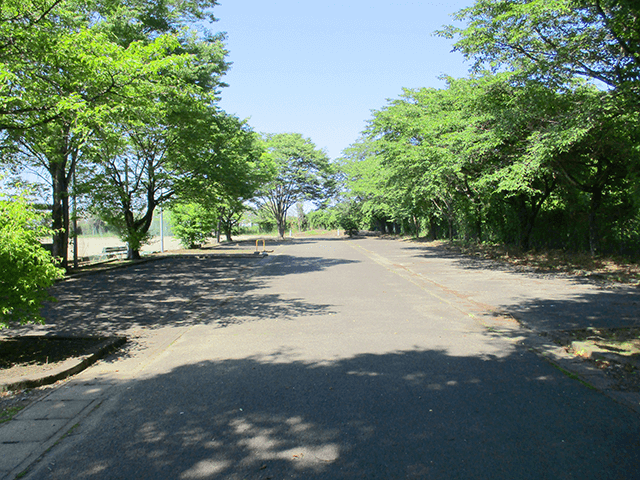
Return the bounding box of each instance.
[255,239,266,254]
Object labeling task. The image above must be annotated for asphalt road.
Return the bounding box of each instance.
[22,237,640,479]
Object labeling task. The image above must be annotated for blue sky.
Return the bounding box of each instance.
[212,1,473,160]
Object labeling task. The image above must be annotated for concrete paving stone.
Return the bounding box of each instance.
[0,441,39,471]
[0,418,68,442]
[16,400,91,420]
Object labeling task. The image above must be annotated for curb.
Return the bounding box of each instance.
[0,336,127,392]
[523,334,640,415]
[64,256,166,279]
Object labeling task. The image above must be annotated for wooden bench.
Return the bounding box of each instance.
[102,246,128,257]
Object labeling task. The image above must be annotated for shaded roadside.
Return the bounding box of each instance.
[23,348,640,480]
[349,237,640,397]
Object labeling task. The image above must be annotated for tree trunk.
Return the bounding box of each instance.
[277,219,286,239]
[428,217,438,240]
[223,215,233,242]
[50,158,70,268]
[589,188,603,256]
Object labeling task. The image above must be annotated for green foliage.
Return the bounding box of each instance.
[307,208,339,230]
[0,193,64,328]
[441,0,640,96]
[174,113,270,215]
[170,202,217,248]
[338,67,640,253]
[336,203,361,236]
[0,0,230,265]
[249,206,277,234]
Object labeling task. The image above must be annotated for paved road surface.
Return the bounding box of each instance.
[11,237,640,479]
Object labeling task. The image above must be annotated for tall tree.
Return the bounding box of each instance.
[440,0,640,97]
[173,112,270,242]
[83,100,179,259]
[0,0,226,266]
[440,0,640,251]
[523,87,640,254]
[338,137,397,233]
[259,133,335,239]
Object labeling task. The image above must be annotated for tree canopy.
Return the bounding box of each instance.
[328,0,640,254]
[439,0,640,99]
[1,0,231,265]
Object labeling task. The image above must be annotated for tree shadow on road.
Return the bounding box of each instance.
[397,240,640,333]
[32,348,640,480]
[499,292,640,332]
[28,253,358,338]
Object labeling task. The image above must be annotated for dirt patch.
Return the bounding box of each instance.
[0,336,108,379]
[548,327,640,392]
[0,336,110,421]
[445,241,640,286]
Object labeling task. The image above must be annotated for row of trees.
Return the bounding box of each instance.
[1,0,337,261]
[321,0,640,255]
[1,0,235,265]
[170,133,335,247]
[0,0,336,327]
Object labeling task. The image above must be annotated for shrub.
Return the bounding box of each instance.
[0,194,65,328]
[170,203,217,249]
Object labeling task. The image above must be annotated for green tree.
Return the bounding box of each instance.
[1,0,226,266]
[259,133,335,239]
[368,77,505,241]
[0,189,64,328]
[173,112,270,243]
[338,137,396,233]
[440,0,640,96]
[306,207,339,231]
[79,19,232,260]
[434,0,640,251]
[83,97,191,259]
[523,87,640,254]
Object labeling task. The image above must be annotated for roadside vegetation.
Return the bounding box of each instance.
[313,0,640,262]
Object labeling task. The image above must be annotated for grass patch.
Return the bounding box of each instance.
[0,405,24,423]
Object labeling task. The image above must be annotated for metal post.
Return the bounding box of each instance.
[160,203,164,253]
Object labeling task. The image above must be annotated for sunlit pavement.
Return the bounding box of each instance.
[3,236,640,479]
